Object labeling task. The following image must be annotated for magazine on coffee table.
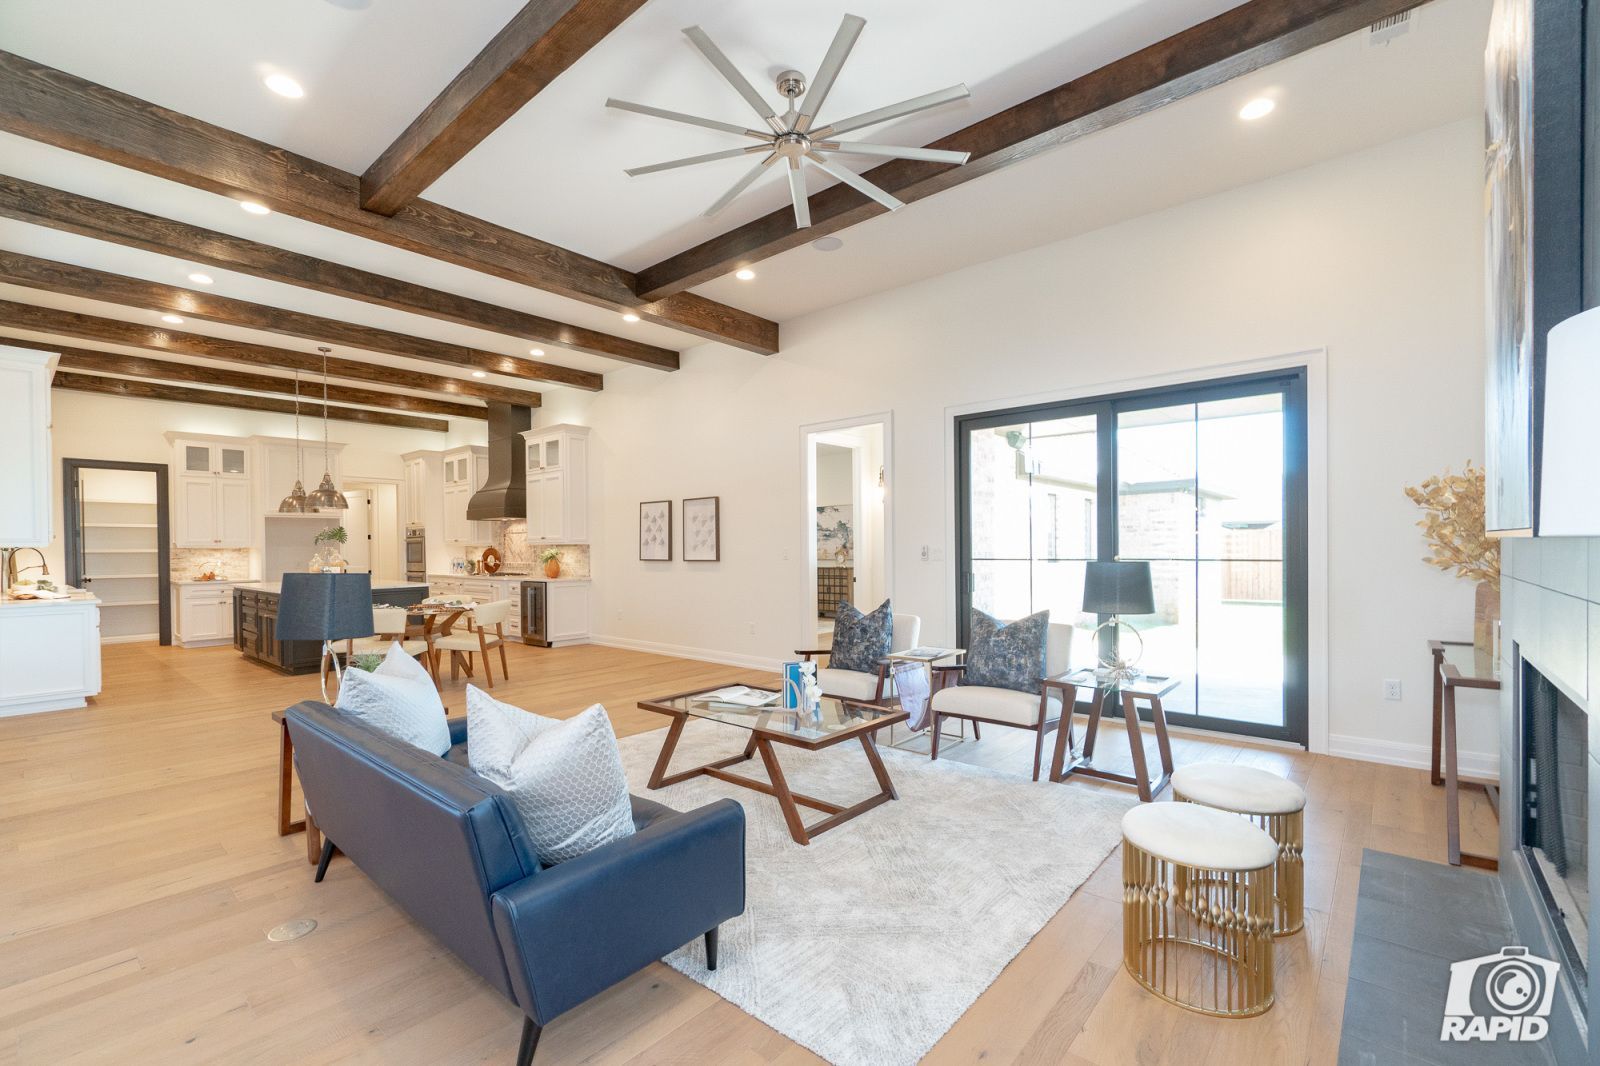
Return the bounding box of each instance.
[699,686,781,708]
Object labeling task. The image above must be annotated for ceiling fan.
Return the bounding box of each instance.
[607,13,972,229]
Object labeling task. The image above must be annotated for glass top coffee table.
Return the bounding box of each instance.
[637,686,908,846]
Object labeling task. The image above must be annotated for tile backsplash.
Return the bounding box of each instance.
[171,547,253,581]
[479,521,591,578]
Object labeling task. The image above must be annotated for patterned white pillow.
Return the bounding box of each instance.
[466,686,635,865]
[334,642,451,756]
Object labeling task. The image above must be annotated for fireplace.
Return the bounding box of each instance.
[1522,662,1590,979]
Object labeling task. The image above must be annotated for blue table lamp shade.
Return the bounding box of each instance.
[1082,561,1155,616]
[278,573,374,700]
[1082,561,1154,682]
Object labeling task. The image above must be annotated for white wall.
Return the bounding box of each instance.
[42,389,484,582]
[544,118,1494,765]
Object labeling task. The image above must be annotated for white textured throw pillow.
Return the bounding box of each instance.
[466,686,635,865]
[334,642,451,756]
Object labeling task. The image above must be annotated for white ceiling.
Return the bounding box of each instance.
[0,0,1489,409]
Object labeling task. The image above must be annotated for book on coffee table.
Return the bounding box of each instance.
[699,685,781,708]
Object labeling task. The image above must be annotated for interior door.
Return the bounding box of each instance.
[343,489,372,574]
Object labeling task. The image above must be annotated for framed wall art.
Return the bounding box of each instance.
[639,500,671,561]
[682,496,720,562]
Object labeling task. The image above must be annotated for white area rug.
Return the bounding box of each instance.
[615,721,1136,1066]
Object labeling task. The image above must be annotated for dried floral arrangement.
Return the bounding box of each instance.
[1404,461,1499,588]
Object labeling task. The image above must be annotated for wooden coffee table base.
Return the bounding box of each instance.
[646,711,899,846]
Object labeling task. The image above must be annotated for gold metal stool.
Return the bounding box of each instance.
[1172,763,1307,936]
[1121,803,1278,1018]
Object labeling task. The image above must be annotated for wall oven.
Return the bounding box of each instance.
[520,581,548,647]
[404,525,426,583]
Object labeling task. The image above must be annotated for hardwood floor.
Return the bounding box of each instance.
[0,640,1499,1065]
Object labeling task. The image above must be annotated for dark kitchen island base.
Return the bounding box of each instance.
[235,581,429,675]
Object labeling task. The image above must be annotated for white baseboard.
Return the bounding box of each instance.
[1328,733,1499,781]
[589,634,783,674]
[101,633,158,645]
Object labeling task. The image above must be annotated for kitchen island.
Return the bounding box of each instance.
[0,591,102,717]
[234,580,428,675]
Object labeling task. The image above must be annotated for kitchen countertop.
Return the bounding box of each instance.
[427,572,590,584]
[234,580,430,594]
[0,591,101,607]
[171,578,250,586]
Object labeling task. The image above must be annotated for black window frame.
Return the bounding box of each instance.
[954,367,1309,746]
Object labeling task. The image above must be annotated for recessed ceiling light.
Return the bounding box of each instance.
[622,312,640,323]
[160,314,185,325]
[812,236,844,252]
[240,200,271,215]
[528,348,545,357]
[1238,97,1276,121]
[734,267,756,281]
[187,272,214,285]
[471,370,487,379]
[264,73,305,99]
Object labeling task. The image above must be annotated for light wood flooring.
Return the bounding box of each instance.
[0,640,1500,1065]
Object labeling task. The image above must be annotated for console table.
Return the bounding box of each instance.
[1429,639,1501,870]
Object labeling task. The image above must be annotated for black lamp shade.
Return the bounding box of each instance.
[1082,560,1155,616]
[276,572,374,641]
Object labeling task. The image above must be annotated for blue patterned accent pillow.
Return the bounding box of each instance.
[964,610,1049,694]
[829,599,893,674]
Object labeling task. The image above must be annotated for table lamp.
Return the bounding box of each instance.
[1082,560,1155,684]
[277,572,374,701]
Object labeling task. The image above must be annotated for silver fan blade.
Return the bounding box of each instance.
[795,13,866,134]
[705,153,778,216]
[810,84,970,139]
[606,99,769,139]
[787,157,811,228]
[625,144,767,177]
[806,152,903,212]
[682,25,784,133]
[814,141,971,165]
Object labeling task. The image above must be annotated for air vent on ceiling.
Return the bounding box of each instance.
[1369,10,1413,45]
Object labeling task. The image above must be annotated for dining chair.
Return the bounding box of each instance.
[324,606,439,692]
[433,599,512,688]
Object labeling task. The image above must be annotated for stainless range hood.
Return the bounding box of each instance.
[466,403,533,521]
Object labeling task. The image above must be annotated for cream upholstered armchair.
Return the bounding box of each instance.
[796,613,922,703]
[930,622,1075,781]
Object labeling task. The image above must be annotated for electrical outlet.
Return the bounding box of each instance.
[920,545,930,562]
[1383,679,1402,701]
[746,622,756,635]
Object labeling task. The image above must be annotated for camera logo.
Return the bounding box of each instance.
[1441,946,1559,1042]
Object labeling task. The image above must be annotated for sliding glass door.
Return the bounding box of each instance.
[956,370,1307,744]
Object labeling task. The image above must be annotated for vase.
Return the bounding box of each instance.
[1474,581,1500,657]
[543,558,561,578]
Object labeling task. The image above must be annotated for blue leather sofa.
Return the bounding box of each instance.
[284,701,746,1065]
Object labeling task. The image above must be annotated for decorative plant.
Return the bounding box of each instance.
[1404,461,1499,588]
[538,548,563,564]
[314,526,348,545]
[351,653,384,673]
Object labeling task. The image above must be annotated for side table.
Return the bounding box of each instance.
[1047,671,1181,802]
[272,709,321,866]
[1428,640,1501,870]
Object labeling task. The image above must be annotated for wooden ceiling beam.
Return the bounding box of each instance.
[0,249,604,391]
[0,50,778,354]
[51,346,486,420]
[0,300,541,406]
[633,0,1427,300]
[52,372,450,432]
[362,0,648,214]
[0,175,672,371]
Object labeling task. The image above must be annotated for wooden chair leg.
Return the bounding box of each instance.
[930,713,943,761]
[479,632,494,689]
[450,652,459,681]
[498,641,509,680]
[1032,727,1046,782]
[971,721,981,740]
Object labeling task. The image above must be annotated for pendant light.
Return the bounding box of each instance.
[307,346,349,511]
[277,369,310,512]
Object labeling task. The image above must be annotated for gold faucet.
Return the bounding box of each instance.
[3,547,49,592]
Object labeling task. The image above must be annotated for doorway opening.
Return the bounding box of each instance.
[62,459,172,645]
[802,418,890,651]
[343,480,402,581]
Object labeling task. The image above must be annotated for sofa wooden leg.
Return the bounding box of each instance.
[516,1016,542,1066]
[314,838,335,883]
[705,926,719,971]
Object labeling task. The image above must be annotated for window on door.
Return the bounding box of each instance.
[956,370,1308,744]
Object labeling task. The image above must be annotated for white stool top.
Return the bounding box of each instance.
[1122,803,1279,871]
[1172,762,1307,815]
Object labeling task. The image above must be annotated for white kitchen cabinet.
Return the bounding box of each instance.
[547,581,591,644]
[0,347,55,547]
[442,446,490,544]
[521,425,589,544]
[404,456,429,528]
[0,598,102,717]
[173,581,237,647]
[167,434,257,548]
